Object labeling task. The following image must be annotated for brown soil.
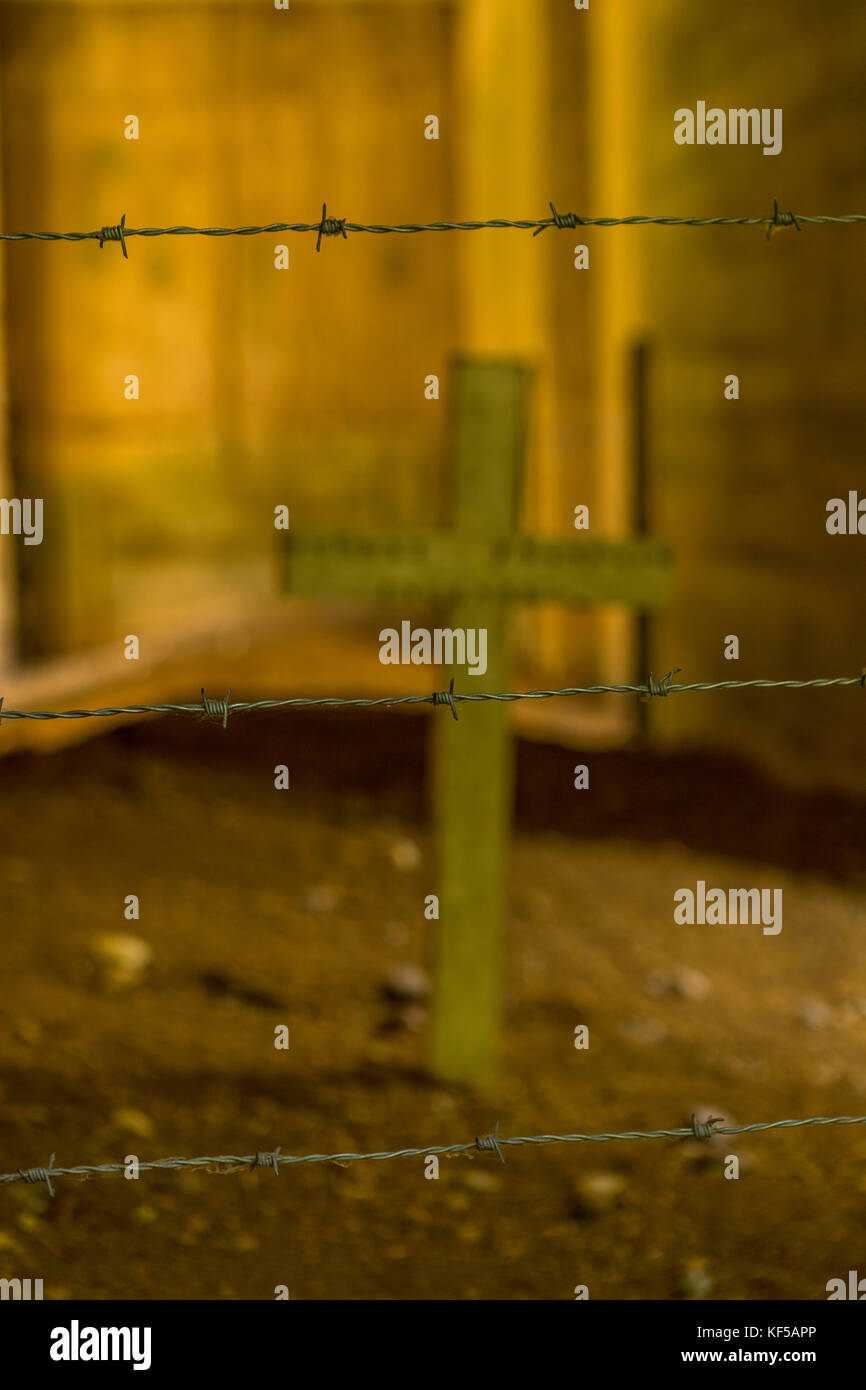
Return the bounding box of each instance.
[1,708,865,1300]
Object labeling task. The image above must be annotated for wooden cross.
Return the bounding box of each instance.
[278,360,672,1087]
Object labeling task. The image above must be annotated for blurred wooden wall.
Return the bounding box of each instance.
[627,0,866,793]
[0,0,458,654]
[7,0,860,795]
[0,0,601,701]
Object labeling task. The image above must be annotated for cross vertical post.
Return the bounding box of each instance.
[430,359,528,1087]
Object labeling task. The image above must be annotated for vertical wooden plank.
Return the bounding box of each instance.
[0,96,14,670]
[430,359,528,1087]
[453,0,548,356]
[587,2,650,691]
[0,4,53,658]
[631,338,651,740]
[207,3,245,485]
[453,0,562,670]
[0,3,124,655]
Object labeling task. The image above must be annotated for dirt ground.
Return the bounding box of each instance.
[1,707,865,1301]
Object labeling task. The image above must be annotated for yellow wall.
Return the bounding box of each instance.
[1,0,456,651]
[636,0,866,792]
[0,0,602,686]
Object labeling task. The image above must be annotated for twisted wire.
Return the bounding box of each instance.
[2,203,865,256]
[3,1115,864,1194]
[0,675,863,726]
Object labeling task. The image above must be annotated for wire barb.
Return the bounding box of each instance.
[98,213,128,259]
[532,201,583,236]
[200,688,231,728]
[316,202,348,253]
[250,1148,282,1176]
[690,1114,724,1140]
[431,677,459,721]
[642,668,682,699]
[766,198,801,241]
[475,1120,506,1164]
[16,1153,57,1198]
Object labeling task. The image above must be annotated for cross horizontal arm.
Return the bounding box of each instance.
[279,530,673,607]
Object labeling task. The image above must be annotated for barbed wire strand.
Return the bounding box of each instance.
[1,673,865,728]
[3,1115,866,1194]
[3,202,866,257]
